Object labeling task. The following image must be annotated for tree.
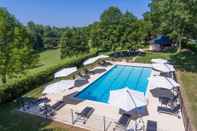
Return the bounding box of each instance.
[0,8,37,83]
[27,21,44,51]
[89,7,148,51]
[60,28,89,58]
[43,26,62,49]
[100,6,122,24]
[147,0,192,52]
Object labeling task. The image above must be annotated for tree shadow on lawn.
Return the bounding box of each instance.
[0,96,86,131]
[29,63,44,69]
[0,101,54,131]
[170,51,197,72]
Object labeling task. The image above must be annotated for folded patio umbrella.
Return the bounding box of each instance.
[150,88,174,100]
[151,59,168,64]
[109,87,147,115]
[90,67,106,74]
[74,77,89,87]
[83,55,109,65]
[152,63,175,73]
[42,80,74,95]
[150,76,180,90]
[54,67,77,78]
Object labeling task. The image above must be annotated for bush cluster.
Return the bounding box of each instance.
[0,53,96,104]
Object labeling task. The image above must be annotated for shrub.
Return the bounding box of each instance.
[0,53,96,104]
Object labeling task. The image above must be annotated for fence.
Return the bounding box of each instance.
[52,108,127,131]
[179,91,193,131]
[176,71,194,131]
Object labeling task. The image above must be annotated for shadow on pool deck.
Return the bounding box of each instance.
[62,91,85,105]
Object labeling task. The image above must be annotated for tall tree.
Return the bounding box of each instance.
[43,26,62,49]
[100,6,122,24]
[27,21,44,51]
[89,6,148,51]
[148,0,192,52]
[0,8,37,83]
[60,28,89,58]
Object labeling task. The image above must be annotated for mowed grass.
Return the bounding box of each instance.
[29,48,63,73]
[178,71,197,130]
[135,49,176,63]
[0,48,79,85]
[135,49,197,130]
[0,49,88,131]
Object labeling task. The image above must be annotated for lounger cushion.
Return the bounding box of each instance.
[51,100,65,111]
[146,120,157,131]
[158,104,180,114]
[118,114,131,127]
[79,106,95,118]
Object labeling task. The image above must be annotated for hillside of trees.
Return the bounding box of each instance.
[1,0,197,83]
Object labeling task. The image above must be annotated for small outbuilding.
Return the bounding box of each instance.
[149,35,171,51]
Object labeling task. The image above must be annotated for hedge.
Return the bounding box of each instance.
[0,53,97,104]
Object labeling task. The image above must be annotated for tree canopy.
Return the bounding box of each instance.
[0,8,38,83]
[1,3,197,83]
[26,21,64,51]
[60,27,89,58]
[145,0,197,52]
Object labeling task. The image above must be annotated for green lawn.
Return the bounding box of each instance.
[0,48,83,85]
[178,71,197,130]
[29,48,63,73]
[135,49,176,63]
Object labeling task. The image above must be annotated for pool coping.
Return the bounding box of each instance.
[70,65,115,105]
[70,63,153,103]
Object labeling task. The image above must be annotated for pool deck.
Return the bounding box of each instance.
[19,61,185,131]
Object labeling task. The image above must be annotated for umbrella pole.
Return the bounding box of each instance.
[127,91,145,130]
[126,90,140,117]
[126,90,137,108]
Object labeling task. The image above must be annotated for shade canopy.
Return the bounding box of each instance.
[109,88,147,112]
[153,35,171,45]
[54,67,77,78]
[152,63,175,73]
[151,59,168,64]
[150,76,180,90]
[83,55,109,65]
[150,88,174,100]
[42,80,74,94]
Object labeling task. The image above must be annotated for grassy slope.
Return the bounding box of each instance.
[29,48,63,73]
[135,50,197,131]
[0,49,55,85]
[178,71,197,130]
[0,48,76,85]
[0,49,88,131]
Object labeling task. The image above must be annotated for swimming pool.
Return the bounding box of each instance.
[75,65,152,103]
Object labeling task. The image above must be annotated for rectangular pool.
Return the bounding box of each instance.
[75,65,152,103]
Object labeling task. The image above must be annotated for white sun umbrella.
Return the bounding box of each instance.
[42,80,74,95]
[151,59,168,64]
[83,55,109,65]
[90,66,106,71]
[54,67,77,78]
[109,87,147,112]
[150,76,180,90]
[152,63,175,73]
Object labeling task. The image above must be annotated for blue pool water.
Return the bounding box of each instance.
[75,65,152,103]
